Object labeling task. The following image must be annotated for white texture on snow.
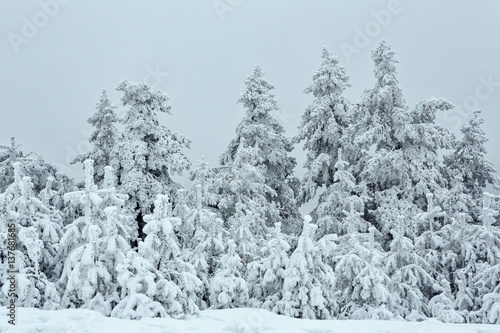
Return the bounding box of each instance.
[1,307,500,333]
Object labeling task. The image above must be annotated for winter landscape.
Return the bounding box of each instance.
[2,1,500,332]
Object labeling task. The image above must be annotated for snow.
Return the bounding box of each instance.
[1,306,500,333]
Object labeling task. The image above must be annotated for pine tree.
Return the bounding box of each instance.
[71,90,118,186]
[111,80,191,244]
[295,47,351,204]
[219,66,301,235]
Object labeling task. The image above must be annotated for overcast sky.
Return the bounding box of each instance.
[2,0,500,213]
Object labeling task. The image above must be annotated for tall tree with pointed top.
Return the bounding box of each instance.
[219,66,301,235]
[111,80,191,244]
[295,47,351,204]
[71,90,118,186]
[444,109,500,221]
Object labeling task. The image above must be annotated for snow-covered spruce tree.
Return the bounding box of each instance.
[58,160,131,314]
[275,216,337,319]
[177,157,220,248]
[139,194,201,316]
[111,250,168,319]
[111,80,191,244]
[315,148,368,239]
[343,41,412,236]
[187,156,219,210]
[444,110,500,222]
[414,194,465,323]
[440,213,478,316]
[385,215,440,319]
[345,42,455,240]
[414,193,446,274]
[470,192,500,323]
[247,222,290,310]
[71,90,118,186]
[219,65,301,235]
[15,227,61,310]
[295,47,351,205]
[0,163,62,309]
[403,98,456,219]
[184,193,226,309]
[332,203,393,320]
[217,138,276,263]
[209,239,249,309]
[0,137,68,195]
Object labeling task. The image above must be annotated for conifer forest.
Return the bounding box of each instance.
[2,41,500,326]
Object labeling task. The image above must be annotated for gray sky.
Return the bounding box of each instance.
[2,0,500,213]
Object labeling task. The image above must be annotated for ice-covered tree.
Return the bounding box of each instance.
[71,90,118,186]
[275,216,337,319]
[111,80,191,243]
[295,47,351,204]
[219,66,301,235]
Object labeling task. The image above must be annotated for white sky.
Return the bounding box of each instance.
[2,0,500,213]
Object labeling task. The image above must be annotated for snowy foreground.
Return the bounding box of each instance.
[1,307,500,333]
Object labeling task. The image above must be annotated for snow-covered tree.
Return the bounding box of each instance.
[315,148,368,239]
[385,215,440,319]
[111,80,191,243]
[58,160,130,314]
[332,204,392,319]
[219,66,301,235]
[0,163,62,309]
[14,227,61,310]
[217,139,276,260]
[275,216,337,319]
[0,137,67,195]
[295,47,351,204]
[71,90,118,186]
[111,250,168,319]
[139,194,201,316]
[209,239,249,309]
[444,110,500,221]
[247,222,290,310]
[4,163,63,278]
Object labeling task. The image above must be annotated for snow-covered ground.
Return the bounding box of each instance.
[1,307,500,333]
